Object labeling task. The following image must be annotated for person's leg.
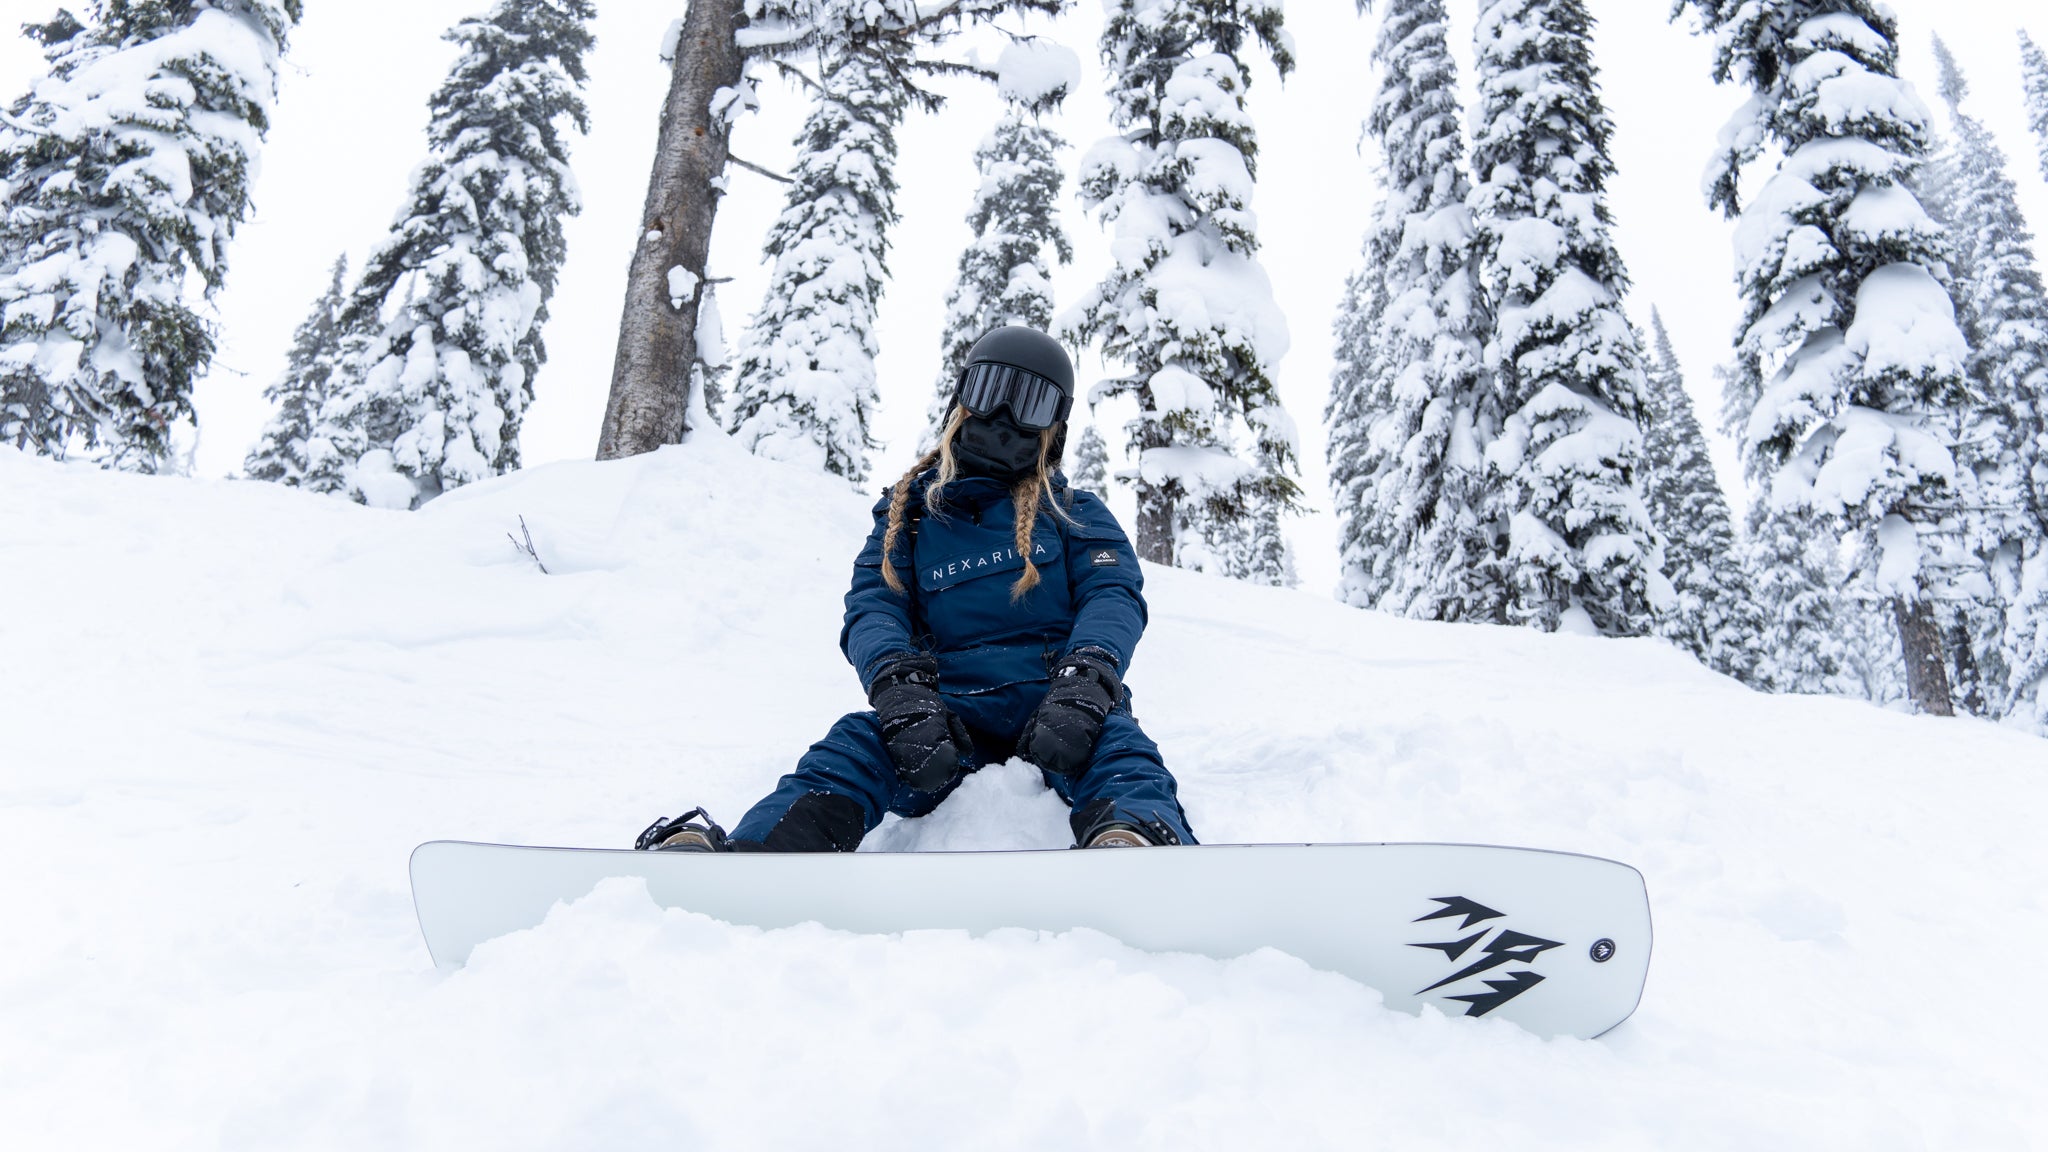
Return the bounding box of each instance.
[1041,709,1198,846]
[724,712,969,850]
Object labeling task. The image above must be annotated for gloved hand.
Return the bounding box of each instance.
[1018,648,1121,779]
[868,654,972,793]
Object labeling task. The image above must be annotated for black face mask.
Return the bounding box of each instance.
[954,412,1043,481]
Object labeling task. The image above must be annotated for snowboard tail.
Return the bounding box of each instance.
[409,840,1651,1039]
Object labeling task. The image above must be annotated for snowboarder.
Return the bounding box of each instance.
[636,327,1196,852]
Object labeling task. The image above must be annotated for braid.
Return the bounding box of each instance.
[1010,477,1043,600]
[880,451,939,594]
[880,408,968,595]
[1008,427,1074,600]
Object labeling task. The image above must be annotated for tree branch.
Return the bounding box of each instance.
[727,155,793,184]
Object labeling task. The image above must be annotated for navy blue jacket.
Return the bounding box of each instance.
[840,472,1147,736]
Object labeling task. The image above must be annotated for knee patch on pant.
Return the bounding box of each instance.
[761,791,868,852]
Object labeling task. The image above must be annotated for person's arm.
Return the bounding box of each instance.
[1059,490,1147,674]
[839,493,921,691]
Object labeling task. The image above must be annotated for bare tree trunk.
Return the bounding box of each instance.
[1893,595,1955,717]
[596,0,745,460]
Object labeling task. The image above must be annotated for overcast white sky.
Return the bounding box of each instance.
[3,0,2044,595]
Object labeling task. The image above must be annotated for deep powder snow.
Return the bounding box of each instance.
[1,437,2042,1149]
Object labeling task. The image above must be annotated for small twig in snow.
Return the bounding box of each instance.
[508,516,549,574]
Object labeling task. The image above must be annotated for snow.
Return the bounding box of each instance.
[1146,363,1214,415]
[1161,54,1255,139]
[3,437,2041,1146]
[1843,262,1969,384]
[994,39,1080,107]
[0,436,2031,1139]
[1137,442,1254,495]
[666,264,699,309]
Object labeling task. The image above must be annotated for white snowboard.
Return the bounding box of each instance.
[409,840,1651,1039]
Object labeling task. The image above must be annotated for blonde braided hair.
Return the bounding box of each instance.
[880,408,1074,601]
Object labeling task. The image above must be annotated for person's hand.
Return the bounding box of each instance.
[868,654,971,792]
[1018,648,1121,778]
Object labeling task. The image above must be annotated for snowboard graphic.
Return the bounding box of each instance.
[410,840,1651,1039]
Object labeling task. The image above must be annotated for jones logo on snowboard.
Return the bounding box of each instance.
[1409,896,1566,1017]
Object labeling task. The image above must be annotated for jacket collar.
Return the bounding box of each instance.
[915,468,1069,505]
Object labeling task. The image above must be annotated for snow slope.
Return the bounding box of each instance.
[2,437,2043,1149]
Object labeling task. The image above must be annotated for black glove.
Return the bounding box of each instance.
[1018,648,1122,779]
[868,654,972,793]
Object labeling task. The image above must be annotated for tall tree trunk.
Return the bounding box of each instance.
[596,0,745,460]
[1893,596,1956,716]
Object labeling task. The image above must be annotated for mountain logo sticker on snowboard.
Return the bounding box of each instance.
[1408,896,1564,1017]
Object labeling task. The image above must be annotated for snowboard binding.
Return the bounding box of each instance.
[634,808,732,852]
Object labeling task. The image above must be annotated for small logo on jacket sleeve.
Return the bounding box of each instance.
[1090,548,1120,567]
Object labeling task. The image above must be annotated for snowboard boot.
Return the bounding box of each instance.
[634,808,732,852]
[1073,798,1184,848]
[1084,824,1156,848]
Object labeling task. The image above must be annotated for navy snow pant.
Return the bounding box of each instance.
[727,705,1195,851]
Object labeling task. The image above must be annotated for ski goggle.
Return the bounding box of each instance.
[957,361,1071,430]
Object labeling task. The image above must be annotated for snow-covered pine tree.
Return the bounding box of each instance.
[728,2,1060,485]
[1675,0,1972,715]
[725,36,907,486]
[0,0,301,470]
[1924,35,2048,724]
[2022,31,2048,185]
[1327,263,1390,601]
[244,254,347,485]
[1061,0,1301,582]
[603,1,1056,465]
[1640,309,1764,683]
[1842,592,1908,704]
[306,0,593,507]
[1328,0,1491,620]
[1746,504,1858,695]
[1466,0,1660,635]
[921,38,1077,453]
[1071,419,1110,499]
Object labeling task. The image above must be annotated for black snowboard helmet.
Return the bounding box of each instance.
[951,326,1077,463]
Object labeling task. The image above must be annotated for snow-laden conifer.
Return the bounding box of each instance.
[921,39,1078,453]
[1746,505,1856,694]
[728,2,1060,484]
[726,38,908,487]
[1327,265,1390,596]
[1640,310,1764,683]
[1466,0,1661,636]
[1924,36,2048,724]
[1328,0,1490,619]
[1061,0,1300,583]
[2022,32,2048,185]
[1071,420,1110,499]
[1843,594,1907,704]
[1674,0,1972,714]
[244,254,347,486]
[306,0,593,507]
[0,0,300,470]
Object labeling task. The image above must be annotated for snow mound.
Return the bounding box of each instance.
[1,440,2042,1148]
